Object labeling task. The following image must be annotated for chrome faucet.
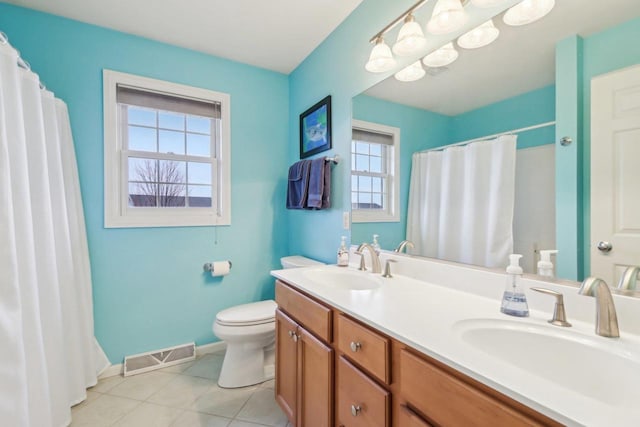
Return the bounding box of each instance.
[355,243,382,274]
[578,277,620,338]
[617,266,639,292]
[394,240,415,253]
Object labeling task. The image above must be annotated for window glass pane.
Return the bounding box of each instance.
[372,177,382,193]
[128,126,157,152]
[351,141,356,152]
[370,156,382,173]
[370,143,382,156]
[128,182,157,207]
[351,153,356,170]
[159,130,185,155]
[188,162,212,185]
[158,184,186,207]
[187,133,211,157]
[372,193,383,209]
[355,154,369,171]
[188,185,212,207]
[355,141,369,154]
[128,157,157,182]
[359,192,372,205]
[351,192,358,205]
[128,107,156,127]
[159,112,185,131]
[187,116,211,134]
[158,160,186,184]
[358,176,372,192]
[351,175,358,190]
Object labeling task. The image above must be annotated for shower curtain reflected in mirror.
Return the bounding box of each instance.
[406,135,517,268]
[0,39,108,426]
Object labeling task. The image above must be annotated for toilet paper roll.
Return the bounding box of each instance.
[210,261,231,277]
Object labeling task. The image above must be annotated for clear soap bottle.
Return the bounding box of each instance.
[500,254,529,317]
[337,236,349,267]
[372,234,381,255]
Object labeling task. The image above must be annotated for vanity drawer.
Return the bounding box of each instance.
[275,280,332,342]
[399,349,551,427]
[336,356,389,427]
[337,314,390,384]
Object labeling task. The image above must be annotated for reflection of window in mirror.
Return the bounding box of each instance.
[351,120,399,223]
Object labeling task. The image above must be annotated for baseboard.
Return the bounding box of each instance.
[98,341,227,379]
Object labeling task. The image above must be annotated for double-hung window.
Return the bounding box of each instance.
[103,70,230,227]
[351,120,400,223]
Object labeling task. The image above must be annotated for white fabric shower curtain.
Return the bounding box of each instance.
[0,40,108,426]
[406,135,517,268]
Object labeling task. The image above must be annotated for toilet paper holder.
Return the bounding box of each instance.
[203,261,233,273]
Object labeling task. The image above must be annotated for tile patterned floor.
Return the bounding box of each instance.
[71,352,290,427]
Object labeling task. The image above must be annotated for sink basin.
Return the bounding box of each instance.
[453,319,640,404]
[303,268,381,290]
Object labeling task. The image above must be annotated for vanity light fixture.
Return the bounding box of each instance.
[422,42,459,67]
[426,0,468,35]
[395,61,426,82]
[503,0,555,26]
[393,14,428,56]
[457,19,500,49]
[365,37,397,73]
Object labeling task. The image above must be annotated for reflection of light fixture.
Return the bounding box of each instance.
[457,19,499,49]
[504,0,555,26]
[393,14,427,56]
[426,0,467,35]
[365,37,397,73]
[394,61,426,82]
[471,0,508,7]
[422,42,459,67]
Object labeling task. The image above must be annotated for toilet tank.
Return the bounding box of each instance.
[280,255,325,269]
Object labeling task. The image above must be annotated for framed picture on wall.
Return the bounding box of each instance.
[299,95,332,159]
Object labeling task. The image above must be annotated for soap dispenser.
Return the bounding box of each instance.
[537,250,558,278]
[372,234,381,255]
[337,236,349,267]
[500,254,529,317]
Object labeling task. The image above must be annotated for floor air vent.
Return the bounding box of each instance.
[124,342,196,376]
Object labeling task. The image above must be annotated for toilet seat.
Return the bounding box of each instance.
[215,300,277,327]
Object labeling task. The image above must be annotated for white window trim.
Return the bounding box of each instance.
[351,119,400,223]
[103,70,231,228]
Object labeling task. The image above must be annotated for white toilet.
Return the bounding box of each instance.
[213,255,324,388]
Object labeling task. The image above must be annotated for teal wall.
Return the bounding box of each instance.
[351,86,555,250]
[351,95,450,250]
[0,4,290,363]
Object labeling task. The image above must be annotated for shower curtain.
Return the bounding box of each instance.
[0,38,108,426]
[406,135,517,268]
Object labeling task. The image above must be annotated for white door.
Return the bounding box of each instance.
[591,64,640,285]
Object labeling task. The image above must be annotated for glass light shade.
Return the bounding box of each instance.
[426,0,467,35]
[394,61,426,82]
[471,0,507,7]
[457,19,500,49]
[392,15,428,56]
[365,38,397,73]
[422,42,459,68]
[503,0,555,26]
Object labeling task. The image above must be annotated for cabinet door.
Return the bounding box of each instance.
[299,327,333,427]
[336,356,389,427]
[275,309,298,424]
[398,405,434,427]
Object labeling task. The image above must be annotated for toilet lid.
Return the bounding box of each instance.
[216,300,277,326]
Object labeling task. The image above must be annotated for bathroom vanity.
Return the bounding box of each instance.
[271,253,640,427]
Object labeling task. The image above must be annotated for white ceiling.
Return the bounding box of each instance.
[364,0,640,116]
[3,0,363,73]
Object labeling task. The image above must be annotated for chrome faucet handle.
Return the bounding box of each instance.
[579,277,620,338]
[354,251,367,271]
[382,259,397,278]
[617,266,639,292]
[394,240,415,253]
[530,287,572,327]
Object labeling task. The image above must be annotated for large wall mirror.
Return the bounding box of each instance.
[350,0,640,284]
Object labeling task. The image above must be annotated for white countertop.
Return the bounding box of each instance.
[271,254,640,427]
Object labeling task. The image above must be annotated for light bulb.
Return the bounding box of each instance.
[392,15,427,57]
[426,0,467,35]
[504,0,555,26]
[365,37,397,73]
[457,19,500,49]
[394,61,426,82]
[471,0,507,7]
[422,42,459,68]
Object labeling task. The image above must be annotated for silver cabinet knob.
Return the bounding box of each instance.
[349,341,361,352]
[350,404,361,417]
[597,241,613,253]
